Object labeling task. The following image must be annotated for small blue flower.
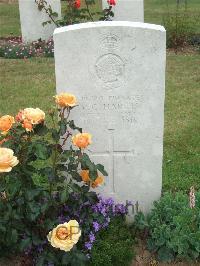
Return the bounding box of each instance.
[85,242,93,250]
[89,232,95,243]
[93,221,100,232]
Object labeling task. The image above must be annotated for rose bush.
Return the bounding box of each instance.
[35,0,115,28]
[0,92,130,265]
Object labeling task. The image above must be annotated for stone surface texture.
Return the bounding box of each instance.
[54,21,166,215]
[19,0,61,42]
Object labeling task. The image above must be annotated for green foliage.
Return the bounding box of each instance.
[35,0,114,27]
[89,217,135,266]
[134,192,200,262]
[0,100,108,265]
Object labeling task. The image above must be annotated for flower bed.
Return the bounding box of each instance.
[0,37,54,59]
[0,93,135,265]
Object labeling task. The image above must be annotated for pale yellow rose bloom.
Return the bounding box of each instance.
[72,133,92,149]
[22,108,45,125]
[0,148,19,173]
[54,93,77,108]
[47,220,81,252]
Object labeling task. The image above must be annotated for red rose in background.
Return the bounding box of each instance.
[74,0,81,9]
[107,0,116,6]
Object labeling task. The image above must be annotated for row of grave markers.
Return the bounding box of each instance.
[18,0,166,219]
[19,0,144,43]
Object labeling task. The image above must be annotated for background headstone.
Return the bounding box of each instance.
[54,21,166,215]
[102,0,144,22]
[19,0,61,43]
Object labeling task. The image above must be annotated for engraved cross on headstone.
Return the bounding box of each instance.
[90,129,134,193]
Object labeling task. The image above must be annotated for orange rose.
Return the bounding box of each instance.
[0,115,15,135]
[80,170,90,183]
[91,175,104,188]
[72,133,92,149]
[0,147,19,173]
[80,170,104,188]
[22,119,33,132]
[54,93,77,108]
[22,108,45,125]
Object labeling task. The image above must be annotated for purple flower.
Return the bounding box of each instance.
[105,198,114,206]
[58,214,65,223]
[89,232,95,243]
[106,216,110,223]
[85,242,93,250]
[115,203,127,214]
[47,263,54,266]
[24,247,32,255]
[37,245,44,253]
[93,221,100,232]
[63,205,69,212]
[102,222,109,228]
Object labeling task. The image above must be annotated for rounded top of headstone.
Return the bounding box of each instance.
[53,21,165,36]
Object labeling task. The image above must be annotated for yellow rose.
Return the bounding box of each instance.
[0,115,15,135]
[47,220,81,252]
[22,108,45,125]
[72,133,92,149]
[54,93,77,108]
[0,148,19,173]
[80,170,104,188]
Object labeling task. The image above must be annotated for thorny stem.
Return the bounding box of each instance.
[51,114,56,129]
[84,0,94,22]
[35,0,60,27]
[61,107,71,147]
[62,131,72,147]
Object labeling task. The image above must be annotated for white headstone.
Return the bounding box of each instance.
[102,0,144,22]
[54,21,166,215]
[19,0,61,43]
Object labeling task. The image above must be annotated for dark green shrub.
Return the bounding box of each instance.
[162,0,197,51]
[135,192,200,263]
[89,217,135,266]
[163,13,194,49]
[188,34,200,47]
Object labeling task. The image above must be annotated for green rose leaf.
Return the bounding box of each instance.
[60,189,69,203]
[19,237,32,251]
[68,120,82,133]
[34,124,48,136]
[34,142,51,160]
[96,164,108,176]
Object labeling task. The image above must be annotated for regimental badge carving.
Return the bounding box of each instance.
[100,34,119,50]
[95,53,125,88]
